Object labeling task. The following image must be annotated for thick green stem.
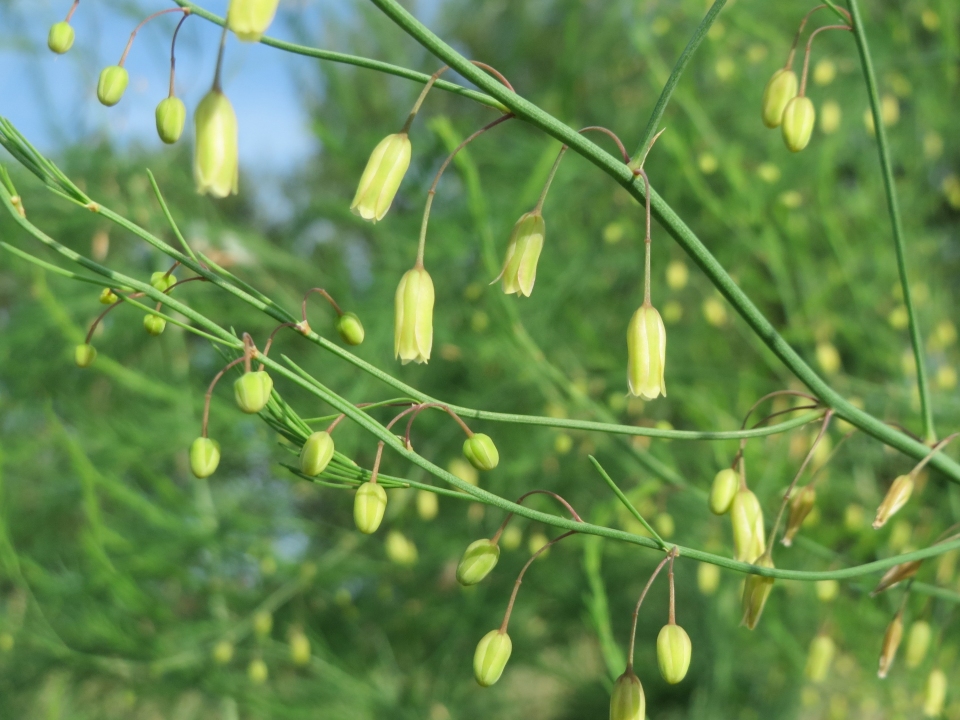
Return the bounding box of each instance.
[363,0,960,484]
[847,0,935,443]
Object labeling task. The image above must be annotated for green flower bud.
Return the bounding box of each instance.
[709,468,738,515]
[247,658,268,684]
[336,312,365,346]
[394,266,434,364]
[731,488,766,563]
[463,433,499,471]
[781,96,816,152]
[417,489,438,520]
[47,22,75,55]
[226,0,280,42]
[74,343,97,368]
[289,632,311,666]
[253,611,272,637]
[385,530,418,565]
[155,96,187,145]
[99,287,118,304]
[657,624,692,684]
[906,620,932,669]
[150,271,176,293]
[190,437,221,479]
[697,562,720,595]
[805,634,835,682]
[873,474,913,529]
[609,669,645,720]
[761,68,798,128]
[456,539,500,586]
[233,370,273,414]
[627,303,666,400]
[194,90,239,198]
[354,481,387,534]
[741,553,775,630]
[351,133,411,222]
[495,211,545,297]
[97,66,129,107]
[212,639,234,664]
[299,431,334,476]
[782,485,816,546]
[878,612,903,678]
[923,668,947,717]
[143,314,166,336]
[473,629,512,687]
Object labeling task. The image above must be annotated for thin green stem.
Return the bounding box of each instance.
[363,0,960,483]
[589,456,667,550]
[629,0,727,166]
[847,0,934,443]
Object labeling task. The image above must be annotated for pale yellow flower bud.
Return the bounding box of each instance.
[456,539,500,586]
[194,90,239,198]
[248,658,268,684]
[709,468,739,515]
[353,481,387,534]
[495,211,545,297]
[626,303,666,399]
[190,437,221,479]
[731,489,765,563]
[289,632,311,666]
[155,96,186,145]
[878,612,903,678]
[923,669,947,717]
[805,634,835,682]
[97,66,129,107]
[299,431,335,477]
[226,0,280,42]
[782,96,816,152]
[873,474,914,529]
[74,343,97,368]
[609,669,645,720]
[741,553,775,630]
[761,68,798,128]
[47,22,75,54]
[906,621,932,668]
[351,133,411,222]
[657,624,692,684]
[697,562,720,595]
[473,629,512,687]
[394,266,434,364]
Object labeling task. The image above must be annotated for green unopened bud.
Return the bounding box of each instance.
[97,66,129,107]
[48,22,75,54]
[609,669,645,720]
[150,271,176,292]
[761,68,798,128]
[495,211,545,297]
[212,639,234,664]
[878,612,903,678]
[473,629,512,687]
[226,0,280,42]
[385,530,418,565]
[923,668,947,717]
[657,624,692,684]
[627,303,667,399]
[248,658,268,684]
[697,562,720,595]
[463,433,499,471]
[709,468,739,515]
[906,620,932,668]
[873,474,914,529]
[74,343,97,368]
[741,553,775,630]
[289,632,311,665]
[805,634,836,682]
[782,485,816,546]
[253,611,272,637]
[190,437,221,478]
[234,370,273,414]
[299,431,334,476]
[781,96,816,152]
[417,489,438,520]
[456,539,500,586]
[194,90,239,198]
[336,312,365,346]
[354,481,387,534]
[873,560,922,595]
[144,314,166,336]
[99,287,118,304]
[731,489,765,563]
[394,266,434,364]
[155,96,187,145]
[351,133,411,223]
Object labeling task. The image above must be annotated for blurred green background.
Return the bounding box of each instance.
[1,0,959,718]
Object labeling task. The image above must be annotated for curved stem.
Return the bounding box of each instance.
[578,126,630,164]
[301,287,344,328]
[212,23,228,91]
[400,61,513,134]
[202,356,245,437]
[848,0,934,444]
[118,8,188,67]
[64,0,80,23]
[403,402,474,449]
[168,11,190,98]
[627,547,677,670]
[911,432,960,478]
[369,406,421,483]
[785,5,828,68]
[798,25,852,96]
[533,146,567,214]
[499,530,577,633]
[259,322,302,370]
[491,489,583,544]
[415,113,513,266]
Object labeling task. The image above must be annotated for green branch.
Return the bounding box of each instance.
[363,0,960,484]
[847,0,934,443]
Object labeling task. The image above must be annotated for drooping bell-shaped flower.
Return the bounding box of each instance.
[761,68,798,128]
[627,303,666,399]
[782,96,816,152]
[351,133,411,222]
[394,266,434,364]
[473,630,512,687]
[194,90,239,198]
[226,0,280,42]
[155,96,187,145]
[495,211,545,297]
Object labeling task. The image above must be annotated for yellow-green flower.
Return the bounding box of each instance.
[873,474,913,529]
[761,68,798,128]
[227,0,280,42]
[47,22,74,54]
[657,624,692,684]
[74,343,97,368]
[627,303,666,399]
[473,630,512,687]
[194,90,239,198]
[609,669,645,720]
[190,437,221,478]
[495,211,545,297]
[782,96,816,152]
[709,468,739,515]
[731,488,765,563]
[351,133,411,222]
[155,97,187,145]
[741,553,775,630]
[394,266,434,364]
